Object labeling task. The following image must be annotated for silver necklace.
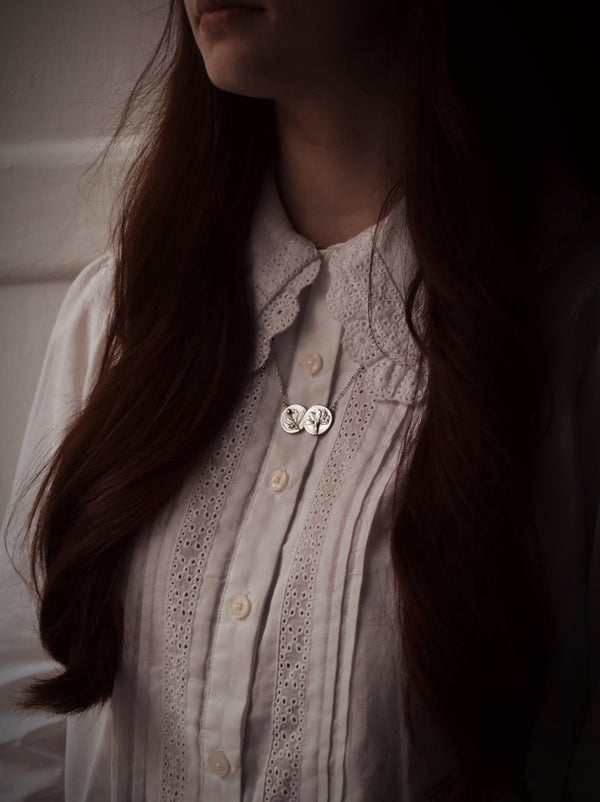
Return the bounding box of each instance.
[272,357,363,436]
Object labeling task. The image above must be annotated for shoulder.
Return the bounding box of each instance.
[9,253,117,490]
[52,251,116,343]
[44,252,116,397]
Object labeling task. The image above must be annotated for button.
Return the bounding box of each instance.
[304,352,323,375]
[208,750,231,778]
[230,594,251,620]
[268,468,289,493]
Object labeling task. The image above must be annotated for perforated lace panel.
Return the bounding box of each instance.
[249,174,322,373]
[252,256,321,371]
[324,206,427,405]
[160,371,265,800]
[250,189,427,405]
[264,375,376,802]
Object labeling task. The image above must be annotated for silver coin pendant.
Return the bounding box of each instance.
[303,404,333,436]
[280,404,307,434]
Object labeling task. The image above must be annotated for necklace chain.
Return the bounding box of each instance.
[272,359,361,411]
[272,355,363,436]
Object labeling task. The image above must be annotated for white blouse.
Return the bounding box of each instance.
[1,172,599,802]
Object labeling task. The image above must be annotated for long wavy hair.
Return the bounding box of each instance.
[20,0,572,798]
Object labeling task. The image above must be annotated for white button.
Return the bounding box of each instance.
[230,594,251,620]
[304,352,323,375]
[268,468,289,493]
[208,750,231,778]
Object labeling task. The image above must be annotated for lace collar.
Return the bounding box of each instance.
[248,172,321,371]
[249,171,424,404]
[248,161,590,406]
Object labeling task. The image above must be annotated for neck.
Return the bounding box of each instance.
[274,87,404,248]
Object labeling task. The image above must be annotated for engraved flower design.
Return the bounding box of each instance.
[304,406,331,435]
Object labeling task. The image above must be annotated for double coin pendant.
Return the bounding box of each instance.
[280,403,333,436]
[273,356,363,437]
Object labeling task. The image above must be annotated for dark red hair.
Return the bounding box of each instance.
[20,1,572,799]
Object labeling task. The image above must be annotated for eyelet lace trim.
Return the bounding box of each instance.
[249,170,427,404]
[251,195,426,404]
[323,203,426,405]
[249,170,321,373]
[251,252,321,371]
[160,371,266,800]
[263,375,376,801]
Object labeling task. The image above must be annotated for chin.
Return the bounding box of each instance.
[196,24,280,98]
[202,49,273,98]
[205,68,267,98]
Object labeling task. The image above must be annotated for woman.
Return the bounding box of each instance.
[1,0,598,800]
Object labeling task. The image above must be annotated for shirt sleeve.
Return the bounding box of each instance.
[0,254,115,802]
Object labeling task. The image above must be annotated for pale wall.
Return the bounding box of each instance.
[0,1,165,516]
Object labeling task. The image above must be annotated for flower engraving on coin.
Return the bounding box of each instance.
[303,405,333,436]
[280,403,307,434]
